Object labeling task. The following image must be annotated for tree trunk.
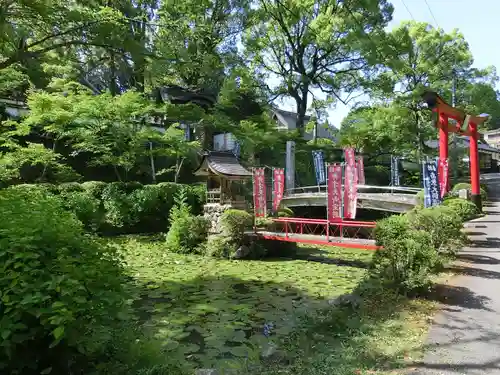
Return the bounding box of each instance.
[40,138,57,181]
[175,156,185,183]
[113,165,122,181]
[149,142,156,183]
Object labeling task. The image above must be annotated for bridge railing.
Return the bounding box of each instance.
[254,217,380,250]
[284,184,421,196]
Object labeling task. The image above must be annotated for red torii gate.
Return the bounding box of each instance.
[422,91,488,211]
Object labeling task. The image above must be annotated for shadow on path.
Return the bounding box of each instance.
[456,253,500,265]
[446,265,500,280]
[422,284,493,311]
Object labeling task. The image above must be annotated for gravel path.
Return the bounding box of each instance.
[412,193,500,374]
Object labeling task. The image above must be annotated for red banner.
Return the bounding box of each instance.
[253,168,267,217]
[327,164,342,220]
[438,158,449,198]
[343,148,358,219]
[357,156,365,185]
[272,168,285,212]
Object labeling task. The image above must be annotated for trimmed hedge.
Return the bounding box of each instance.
[442,197,479,221]
[7,182,206,235]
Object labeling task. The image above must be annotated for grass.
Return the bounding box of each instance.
[109,235,439,375]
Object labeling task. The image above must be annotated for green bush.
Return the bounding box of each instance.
[407,205,465,255]
[101,183,136,229]
[443,197,479,222]
[372,214,443,292]
[219,209,253,241]
[451,182,487,201]
[0,188,126,374]
[255,217,276,231]
[278,206,294,217]
[371,228,441,292]
[204,209,255,259]
[165,189,209,254]
[81,180,107,198]
[415,189,424,209]
[57,181,85,193]
[205,234,237,258]
[4,182,206,235]
[59,190,103,231]
[374,214,411,248]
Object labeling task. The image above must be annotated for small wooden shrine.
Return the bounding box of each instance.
[194,151,252,210]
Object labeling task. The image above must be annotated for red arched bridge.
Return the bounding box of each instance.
[250,217,380,251]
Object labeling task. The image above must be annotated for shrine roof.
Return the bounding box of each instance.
[194,151,252,178]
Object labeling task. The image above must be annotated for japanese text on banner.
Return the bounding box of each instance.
[327,164,342,220]
[423,160,441,208]
[343,148,358,219]
[438,158,449,198]
[312,150,326,185]
[272,168,285,213]
[253,168,267,217]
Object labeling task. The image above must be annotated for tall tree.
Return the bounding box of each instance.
[0,0,162,95]
[151,0,252,92]
[361,21,490,160]
[245,0,393,133]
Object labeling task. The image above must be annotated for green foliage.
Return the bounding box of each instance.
[372,216,440,292]
[2,182,206,234]
[278,206,294,217]
[245,0,392,133]
[407,205,465,256]
[451,182,488,201]
[0,187,127,374]
[443,198,479,222]
[59,189,103,231]
[373,214,411,248]
[205,209,254,259]
[220,209,254,240]
[205,234,238,258]
[255,216,276,231]
[373,196,479,293]
[165,189,209,254]
[415,189,425,208]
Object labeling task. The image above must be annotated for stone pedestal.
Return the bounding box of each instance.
[203,203,233,234]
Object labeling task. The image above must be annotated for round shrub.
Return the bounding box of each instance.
[0,188,126,374]
[57,182,85,193]
[255,217,276,231]
[407,205,465,255]
[370,229,441,293]
[373,214,411,248]
[165,215,210,254]
[81,180,107,198]
[59,190,103,231]
[220,209,253,241]
[443,198,479,222]
[373,214,444,293]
